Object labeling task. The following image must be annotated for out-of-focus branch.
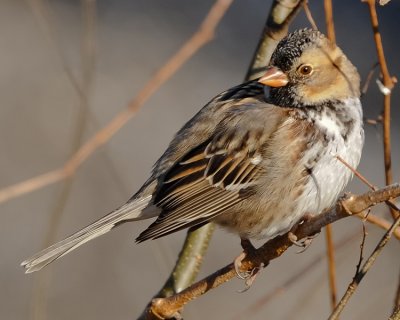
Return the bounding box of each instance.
[325,225,337,309]
[143,184,400,320]
[324,0,335,43]
[0,0,234,205]
[245,0,305,80]
[303,1,318,30]
[323,0,337,310]
[28,1,97,320]
[158,224,215,299]
[391,304,400,320]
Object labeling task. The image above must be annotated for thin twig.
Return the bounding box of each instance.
[355,221,367,275]
[328,206,400,319]
[336,155,400,239]
[359,214,400,241]
[0,0,234,205]
[362,0,396,219]
[303,1,318,30]
[324,0,335,43]
[336,155,400,215]
[325,226,338,309]
[361,62,379,96]
[323,2,337,309]
[144,184,400,319]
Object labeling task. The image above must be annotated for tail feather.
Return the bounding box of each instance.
[21,196,154,273]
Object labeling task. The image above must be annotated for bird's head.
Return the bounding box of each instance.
[259,28,360,108]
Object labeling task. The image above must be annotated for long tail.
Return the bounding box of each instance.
[21,196,154,273]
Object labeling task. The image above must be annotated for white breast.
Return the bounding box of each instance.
[257,98,364,240]
[298,98,364,215]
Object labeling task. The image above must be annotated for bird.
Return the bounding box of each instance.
[22,28,364,274]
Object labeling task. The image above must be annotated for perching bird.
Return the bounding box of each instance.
[22,29,363,274]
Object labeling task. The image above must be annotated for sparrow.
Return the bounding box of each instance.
[22,29,364,274]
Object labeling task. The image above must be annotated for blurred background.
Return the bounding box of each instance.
[1,0,400,319]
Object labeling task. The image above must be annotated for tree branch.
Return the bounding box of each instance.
[143,184,400,319]
[362,0,396,218]
[328,197,400,319]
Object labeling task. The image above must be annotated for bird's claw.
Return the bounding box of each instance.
[234,251,249,280]
[234,238,264,291]
[237,262,264,293]
[288,231,320,253]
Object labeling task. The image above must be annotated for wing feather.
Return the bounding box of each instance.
[136,106,274,242]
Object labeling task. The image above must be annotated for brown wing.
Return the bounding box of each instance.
[135,125,266,242]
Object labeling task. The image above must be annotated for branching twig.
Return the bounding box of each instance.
[359,214,400,240]
[362,0,396,218]
[232,231,360,320]
[337,154,400,237]
[143,184,400,319]
[337,156,400,221]
[328,201,400,319]
[363,0,400,311]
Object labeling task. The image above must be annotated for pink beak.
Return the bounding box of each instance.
[258,66,289,87]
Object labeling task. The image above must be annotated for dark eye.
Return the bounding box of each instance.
[298,64,313,76]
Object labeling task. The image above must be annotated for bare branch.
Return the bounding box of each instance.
[328,203,400,319]
[362,0,397,218]
[144,184,400,319]
[323,1,337,309]
[232,231,360,320]
[358,214,400,240]
[324,0,335,43]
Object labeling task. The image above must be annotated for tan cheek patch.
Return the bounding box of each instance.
[300,72,351,104]
[296,48,356,104]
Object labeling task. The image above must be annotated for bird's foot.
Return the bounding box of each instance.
[234,238,264,291]
[288,231,320,253]
[237,262,264,293]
